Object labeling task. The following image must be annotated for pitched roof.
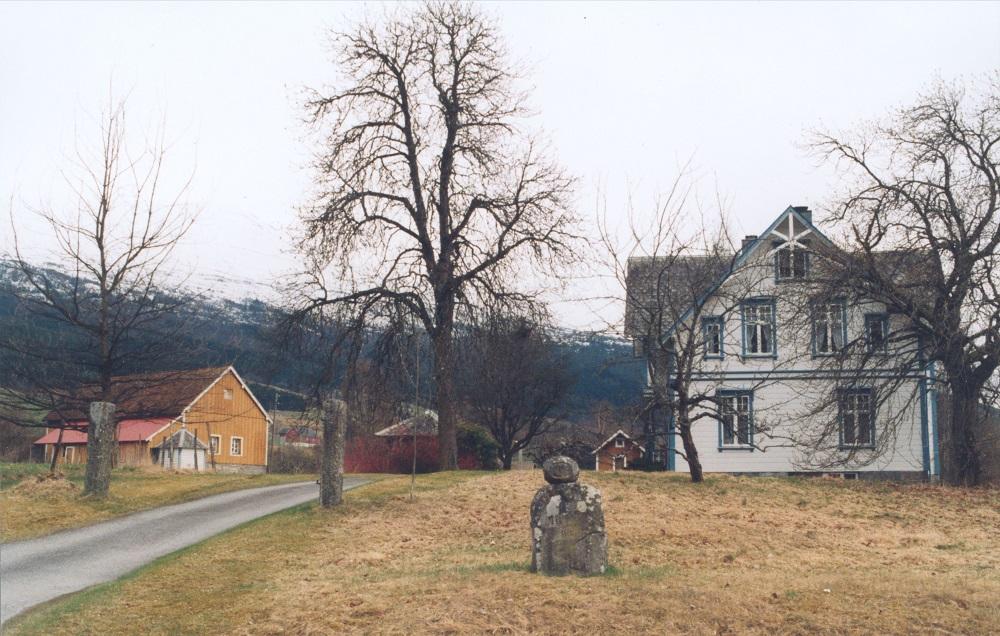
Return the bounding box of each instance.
[374,411,438,437]
[624,254,732,339]
[157,428,209,450]
[45,367,233,422]
[624,206,849,340]
[591,429,645,454]
[34,418,173,445]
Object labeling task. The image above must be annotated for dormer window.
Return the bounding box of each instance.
[775,246,809,281]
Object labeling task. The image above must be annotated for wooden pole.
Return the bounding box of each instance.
[206,422,217,471]
[49,424,65,473]
[411,328,420,502]
[193,429,200,471]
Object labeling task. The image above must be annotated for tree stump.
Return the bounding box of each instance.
[530,456,607,576]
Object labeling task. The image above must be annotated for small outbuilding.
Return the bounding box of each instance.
[592,429,645,472]
[157,428,209,471]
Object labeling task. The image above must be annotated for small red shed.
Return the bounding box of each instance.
[592,429,645,472]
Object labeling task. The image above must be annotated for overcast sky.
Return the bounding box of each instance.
[2,1,998,330]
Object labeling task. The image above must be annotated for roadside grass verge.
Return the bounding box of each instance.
[7,470,1000,635]
[0,462,321,541]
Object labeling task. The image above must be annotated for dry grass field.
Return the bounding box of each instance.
[7,470,999,635]
[0,462,315,541]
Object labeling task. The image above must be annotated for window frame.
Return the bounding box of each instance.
[774,245,810,282]
[702,315,725,359]
[230,436,244,457]
[223,388,234,401]
[838,388,876,449]
[209,434,221,456]
[717,390,755,450]
[864,313,889,353]
[741,298,777,358]
[614,437,625,448]
[812,298,848,357]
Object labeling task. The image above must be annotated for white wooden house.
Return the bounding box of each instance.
[625,206,940,479]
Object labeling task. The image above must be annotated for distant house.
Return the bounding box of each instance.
[592,429,645,472]
[34,366,271,473]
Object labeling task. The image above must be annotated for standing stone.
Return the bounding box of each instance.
[530,456,608,576]
[84,401,116,497]
[320,397,347,507]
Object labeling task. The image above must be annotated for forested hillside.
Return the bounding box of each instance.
[0,262,643,420]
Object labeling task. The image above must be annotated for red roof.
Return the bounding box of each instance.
[34,418,172,445]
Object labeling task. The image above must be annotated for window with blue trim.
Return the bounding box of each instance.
[742,300,775,356]
[813,299,846,355]
[719,391,753,448]
[865,314,889,352]
[839,389,875,448]
[702,316,723,358]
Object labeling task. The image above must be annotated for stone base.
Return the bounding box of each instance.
[212,464,267,475]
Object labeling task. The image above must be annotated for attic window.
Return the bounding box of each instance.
[223,388,234,401]
[775,246,809,281]
[615,437,625,448]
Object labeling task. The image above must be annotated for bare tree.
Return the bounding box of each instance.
[297,2,579,469]
[809,76,1000,486]
[602,180,785,482]
[457,308,575,470]
[0,99,193,496]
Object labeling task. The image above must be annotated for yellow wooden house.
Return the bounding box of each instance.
[35,366,272,473]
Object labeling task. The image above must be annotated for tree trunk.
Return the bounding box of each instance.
[643,415,656,471]
[83,402,116,497]
[320,397,346,507]
[501,451,513,470]
[677,413,703,483]
[946,388,982,487]
[49,425,64,473]
[432,328,458,470]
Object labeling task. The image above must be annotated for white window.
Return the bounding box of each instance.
[840,390,875,447]
[64,446,75,462]
[209,435,221,455]
[614,437,625,448]
[223,388,234,401]
[230,436,243,456]
[814,300,846,355]
[742,301,774,355]
[719,392,753,447]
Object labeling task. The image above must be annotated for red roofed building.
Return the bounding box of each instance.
[34,366,271,473]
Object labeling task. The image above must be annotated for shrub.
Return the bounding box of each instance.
[269,446,319,474]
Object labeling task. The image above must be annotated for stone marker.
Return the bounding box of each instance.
[530,456,608,576]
